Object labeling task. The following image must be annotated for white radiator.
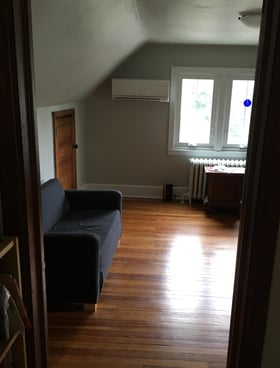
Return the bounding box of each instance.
[188,158,246,204]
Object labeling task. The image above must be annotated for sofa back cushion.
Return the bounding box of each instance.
[41,178,70,232]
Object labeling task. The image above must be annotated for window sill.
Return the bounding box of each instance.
[167,147,247,160]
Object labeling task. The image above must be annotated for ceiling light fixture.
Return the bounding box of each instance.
[238,10,262,28]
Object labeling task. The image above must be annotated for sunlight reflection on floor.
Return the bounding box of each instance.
[165,235,203,311]
[165,234,236,312]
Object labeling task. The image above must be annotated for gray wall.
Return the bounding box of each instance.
[84,43,258,193]
[85,80,187,187]
[112,43,258,79]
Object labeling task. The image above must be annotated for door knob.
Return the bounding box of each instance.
[72,144,78,149]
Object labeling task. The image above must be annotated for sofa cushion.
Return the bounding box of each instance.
[50,209,122,281]
[50,209,119,239]
[41,179,71,232]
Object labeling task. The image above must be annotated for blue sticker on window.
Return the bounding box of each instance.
[243,99,252,107]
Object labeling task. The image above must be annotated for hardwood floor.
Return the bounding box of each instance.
[48,199,239,368]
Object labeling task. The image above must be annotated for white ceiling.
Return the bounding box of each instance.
[31,0,262,106]
[137,0,262,44]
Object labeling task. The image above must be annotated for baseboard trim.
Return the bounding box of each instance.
[82,183,188,200]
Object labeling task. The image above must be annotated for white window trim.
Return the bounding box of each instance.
[168,66,255,156]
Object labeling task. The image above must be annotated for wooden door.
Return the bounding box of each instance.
[53,109,77,189]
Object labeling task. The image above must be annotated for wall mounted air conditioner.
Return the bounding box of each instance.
[112,79,170,102]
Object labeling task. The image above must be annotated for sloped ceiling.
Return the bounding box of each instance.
[31,0,262,107]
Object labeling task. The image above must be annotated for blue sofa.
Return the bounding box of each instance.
[41,178,122,310]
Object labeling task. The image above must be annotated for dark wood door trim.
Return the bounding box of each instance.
[227,0,280,367]
[0,0,48,367]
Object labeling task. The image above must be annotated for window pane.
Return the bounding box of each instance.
[227,80,254,145]
[179,79,213,144]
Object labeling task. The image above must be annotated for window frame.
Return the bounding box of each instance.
[168,66,255,156]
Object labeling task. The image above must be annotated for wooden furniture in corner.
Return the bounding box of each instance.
[204,166,245,211]
[0,236,28,367]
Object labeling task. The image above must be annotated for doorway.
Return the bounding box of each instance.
[53,109,77,189]
[3,0,279,367]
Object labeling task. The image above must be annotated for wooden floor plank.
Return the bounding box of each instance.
[48,199,239,368]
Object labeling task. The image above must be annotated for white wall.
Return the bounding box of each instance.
[84,43,258,197]
[36,102,86,187]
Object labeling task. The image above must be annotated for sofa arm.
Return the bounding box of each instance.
[44,232,102,304]
[65,189,122,212]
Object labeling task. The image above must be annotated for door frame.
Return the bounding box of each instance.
[0,0,48,367]
[227,0,280,366]
[1,0,279,367]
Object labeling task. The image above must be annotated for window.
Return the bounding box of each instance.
[179,79,213,144]
[168,67,255,154]
[227,80,254,146]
